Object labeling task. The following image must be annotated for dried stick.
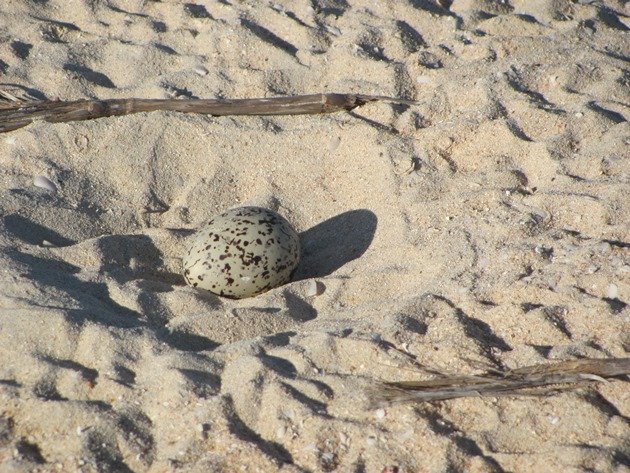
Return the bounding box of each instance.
[0,93,416,133]
[367,357,630,407]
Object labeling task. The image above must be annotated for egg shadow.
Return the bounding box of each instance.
[294,209,377,280]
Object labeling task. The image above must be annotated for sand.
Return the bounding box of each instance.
[0,0,629,471]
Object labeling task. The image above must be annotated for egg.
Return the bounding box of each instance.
[183,206,301,299]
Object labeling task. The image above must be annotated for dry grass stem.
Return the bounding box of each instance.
[367,357,630,407]
[0,92,417,133]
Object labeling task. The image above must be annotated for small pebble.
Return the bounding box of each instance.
[321,452,334,463]
[324,25,341,36]
[596,242,611,253]
[397,428,415,441]
[585,265,599,274]
[74,134,89,150]
[328,136,341,152]
[33,175,57,193]
[193,65,209,76]
[606,284,618,300]
[306,280,326,297]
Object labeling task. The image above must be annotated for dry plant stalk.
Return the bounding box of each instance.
[0,92,416,133]
[368,357,630,407]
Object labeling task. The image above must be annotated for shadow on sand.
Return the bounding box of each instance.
[294,209,377,280]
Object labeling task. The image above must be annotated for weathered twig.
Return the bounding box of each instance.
[367,357,630,407]
[0,93,416,133]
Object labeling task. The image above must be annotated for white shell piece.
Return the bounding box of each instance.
[33,175,57,193]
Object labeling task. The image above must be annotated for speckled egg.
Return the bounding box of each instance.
[183,207,301,299]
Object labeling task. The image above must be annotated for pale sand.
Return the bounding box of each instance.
[1,1,629,471]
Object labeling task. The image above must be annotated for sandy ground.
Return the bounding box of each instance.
[0,0,629,471]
